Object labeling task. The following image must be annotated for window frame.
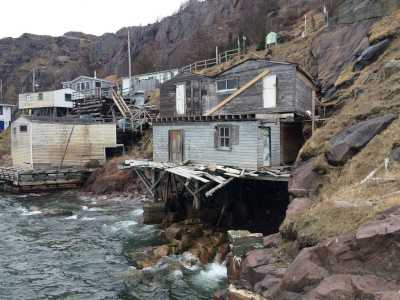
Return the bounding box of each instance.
[38,93,43,100]
[0,106,3,115]
[215,124,232,151]
[26,95,31,102]
[215,78,238,94]
[65,93,72,101]
[19,125,28,132]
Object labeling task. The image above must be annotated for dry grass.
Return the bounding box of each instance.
[128,128,154,158]
[103,74,122,86]
[368,9,400,44]
[335,60,360,88]
[281,14,400,246]
[0,128,11,155]
[147,88,160,109]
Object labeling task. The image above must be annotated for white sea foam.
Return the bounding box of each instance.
[81,206,103,211]
[132,209,144,216]
[179,252,200,271]
[192,257,227,289]
[21,210,42,216]
[80,217,97,221]
[65,215,78,220]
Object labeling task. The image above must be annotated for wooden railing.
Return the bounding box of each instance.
[180,48,241,73]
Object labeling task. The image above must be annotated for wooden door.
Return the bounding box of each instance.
[169,130,183,163]
[176,84,186,115]
[263,128,271,167]
[263,74,277,108]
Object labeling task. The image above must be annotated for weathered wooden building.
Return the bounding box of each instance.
[152,59,314,170]
[11,116,116,169]
[19,88,76,117]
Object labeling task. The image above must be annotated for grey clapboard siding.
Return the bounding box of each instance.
[160,73,207,118]
[153,121,260,169]
[295,70,313,113]
[205,61,296,115]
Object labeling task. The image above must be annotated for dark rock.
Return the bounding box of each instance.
[160,212,182,228]
[391,146,400,163]
[382,59,400,80]
[285,198,312,218]
[285,240,299,261]
[226,253,243,281]
[288,158,320,198]
[354,39,390,72]
[326,114,397,165]
[263,233,282,248]
[310,19,375,97]
[42,209,73,217]
[214,288,229,300]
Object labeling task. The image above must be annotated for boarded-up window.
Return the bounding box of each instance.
[176,84,186,115]
[38,93,43,100]
[263,74,277,108]
[20,125,27,132]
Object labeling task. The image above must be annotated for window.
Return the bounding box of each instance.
[95,81,101,88]
[63,84,71,89]
[215,125,232,150]
[20,125,27,132]
[77,82,90,91]
[26,95,31,102]
[38,93,43,100]
[216,78,238,93]
[0,106,3,115]
[65,93,72,100]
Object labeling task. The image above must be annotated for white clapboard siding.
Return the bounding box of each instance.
[154,121,260,169]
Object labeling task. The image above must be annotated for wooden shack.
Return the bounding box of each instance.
[11,116,116,169]
[19,88,76,117]
[152,59,314,170]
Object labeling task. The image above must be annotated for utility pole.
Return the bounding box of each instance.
[0,79,2,100]
[128,30,132,96]
[33,67,35,92]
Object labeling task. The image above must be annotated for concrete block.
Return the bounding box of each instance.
[143,202,166,213]
[143,211,166,224]
[231,243,264,257]
[227,230,263,246]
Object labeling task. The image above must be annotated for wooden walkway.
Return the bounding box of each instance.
[0,167,87,193]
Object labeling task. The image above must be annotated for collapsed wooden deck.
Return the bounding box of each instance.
[119,159,291,205]
[0,167,88,193]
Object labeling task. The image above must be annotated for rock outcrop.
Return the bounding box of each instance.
[287,158,320,218]
[382,59,400,80]
[326,114,397,165]
[216,206,400,299]
[353,39,391,72]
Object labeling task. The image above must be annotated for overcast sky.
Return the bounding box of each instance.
[1,0,185,38]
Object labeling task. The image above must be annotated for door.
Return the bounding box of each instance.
[263,128,271,167]
[0,121,4,130]
[169,130,183,163]
[176,84,186,115]
[263,74,277,108]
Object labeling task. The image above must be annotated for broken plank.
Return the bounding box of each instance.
[206,177,235,197]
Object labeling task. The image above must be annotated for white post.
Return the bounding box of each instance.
[0,79,2,100]
[128,30,132,96]
[237,36,240,55]
[304,13,307,36]
[216,46,219,65]
[385,158,390,171]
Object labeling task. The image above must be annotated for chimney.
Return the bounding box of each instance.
[94,70,97,78]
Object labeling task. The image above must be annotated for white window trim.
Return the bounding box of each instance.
[216,78,238,94]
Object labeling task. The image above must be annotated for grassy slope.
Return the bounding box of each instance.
[280,10,400,247]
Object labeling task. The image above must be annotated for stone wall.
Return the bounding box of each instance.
[329,0,400,26]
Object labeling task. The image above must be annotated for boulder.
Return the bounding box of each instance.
[262,233,282,248]
[285,198,312,218]
[288,158,320,198]
[217,243,230,264]
[354,39,390,72]
[382,59,400,80]
[42,209,73,217]
[326,114,397,165]
[165,227,183,242]
[153,245,170,258]
[390,145,400,163]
